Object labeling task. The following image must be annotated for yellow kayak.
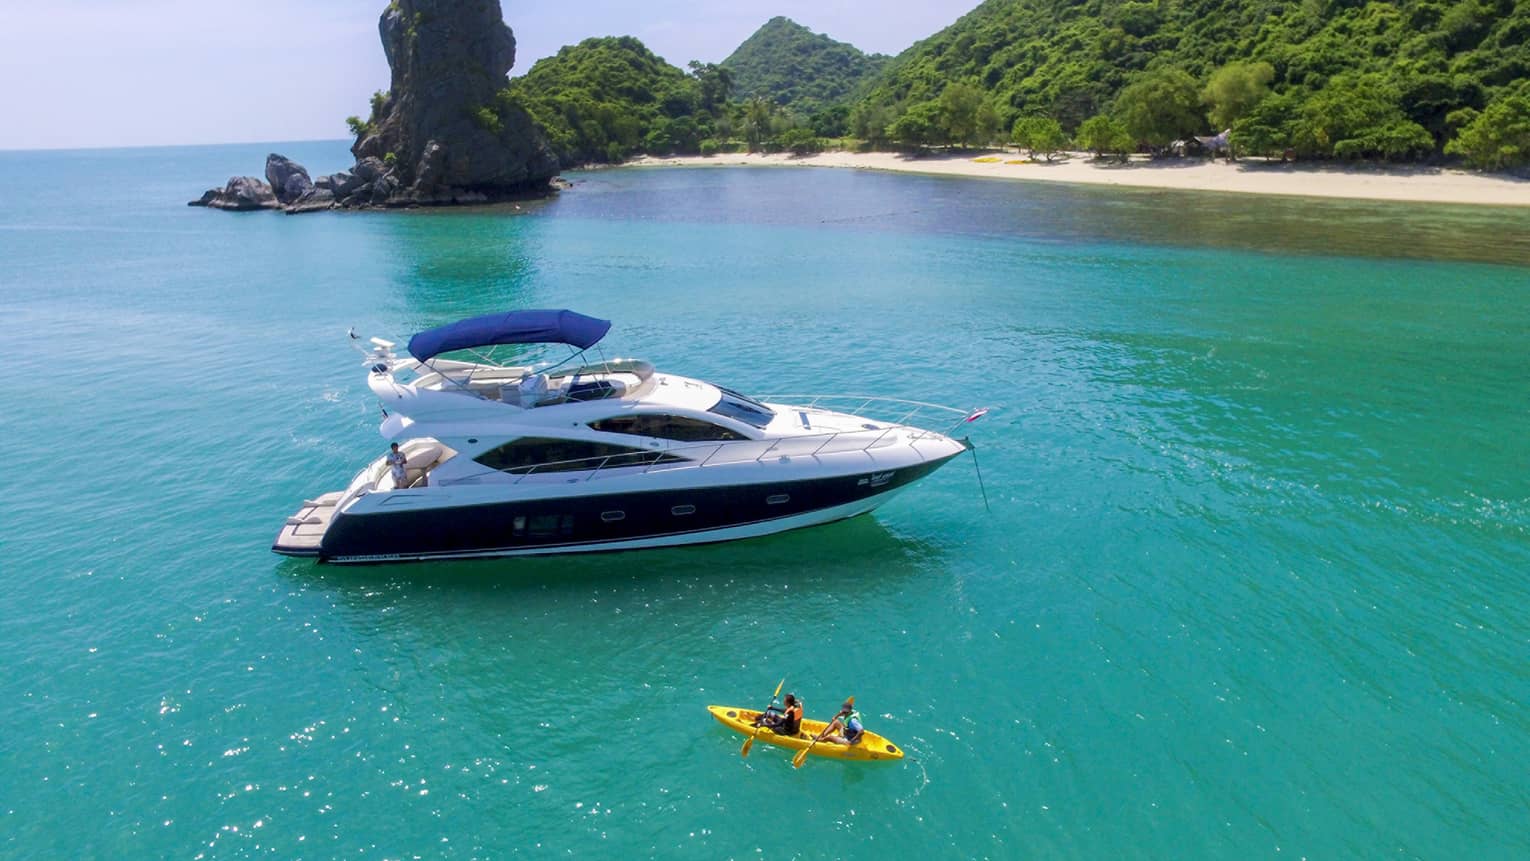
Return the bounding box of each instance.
[707,705,905,762]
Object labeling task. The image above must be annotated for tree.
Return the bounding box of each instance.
[1231,93,1297,158]
[742,97,773,152]
[1012,116,1069,160]
[643,116,702,155]
[1446,95,1530,169]
[1076,115,1134,159]
[850,102,896,146]
[1114,68,1203,151]
[1204,61,1274,131]
[889,101,943,149]
[809,105,851,138]
[1292,75,1434,160]
[777,127,824,155]
[688,61,734,114]
[939,82,985,146]
[976,102,1002,146]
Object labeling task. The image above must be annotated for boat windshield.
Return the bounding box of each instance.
[708,387,776,429]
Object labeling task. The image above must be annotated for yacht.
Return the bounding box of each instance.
[273,310,985,564]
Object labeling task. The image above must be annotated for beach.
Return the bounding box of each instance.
[628,150,1530,207]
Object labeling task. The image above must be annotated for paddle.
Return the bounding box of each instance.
[793,696,852,768]
[741,678,785,758]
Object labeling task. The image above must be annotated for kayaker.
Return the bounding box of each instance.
[754,693,803,735]
[820,700,865,746]
[751,692,784,728]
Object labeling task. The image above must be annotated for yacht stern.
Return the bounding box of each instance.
[272,491,344,558]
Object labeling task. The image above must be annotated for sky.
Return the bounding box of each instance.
[0,0,983,151]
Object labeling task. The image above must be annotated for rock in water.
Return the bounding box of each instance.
[265,154,313,204]
[187,176,279,211]
[347,0,558,205]
[285,188,337,215]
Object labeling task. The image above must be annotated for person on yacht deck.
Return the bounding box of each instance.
[386,442,408,489]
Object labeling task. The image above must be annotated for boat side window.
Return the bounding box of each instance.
[588,414,747,442]
[513,514,575,538]
[708,389,776,430]
[475,437,681,473]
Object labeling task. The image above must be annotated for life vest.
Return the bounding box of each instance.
[782,702,803,735]
[843,710,864,743]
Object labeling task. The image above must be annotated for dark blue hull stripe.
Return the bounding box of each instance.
[311,457,956,562]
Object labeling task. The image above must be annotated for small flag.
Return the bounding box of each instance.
[964,407,990,423]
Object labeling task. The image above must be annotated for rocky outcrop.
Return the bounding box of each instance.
[347,0,558,205]
[189,0,558,213]
[265,154,313,204]
[187,176,279,211]
[286,188,337,214]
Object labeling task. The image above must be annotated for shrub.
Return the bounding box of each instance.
[472,107,503,136]
[776,127,824,155]
[1446,96,1530,170]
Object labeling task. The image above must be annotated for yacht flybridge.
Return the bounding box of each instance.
[273,310,985,564]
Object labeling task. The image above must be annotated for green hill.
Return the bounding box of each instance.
[852,0,1530,163]
[499,36,713,164]
[723,17,891,117]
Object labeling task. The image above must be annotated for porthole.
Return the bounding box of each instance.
[671,504,696,516]
[766,494,790,505]
[601,511,625,523]
[726,710,737,718]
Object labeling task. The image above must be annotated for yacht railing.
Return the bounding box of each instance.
[761,395,977,436]
[439,396,977,487]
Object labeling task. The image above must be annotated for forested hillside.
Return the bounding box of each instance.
[488,4,1530,168]
[853,0,1530,164]
[723,17,890,121]
[496,33,851,162]
[498,37,721,164]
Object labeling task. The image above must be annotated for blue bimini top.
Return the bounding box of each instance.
[407,310,611,362]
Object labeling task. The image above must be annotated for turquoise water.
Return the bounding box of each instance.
[2,142,1527,859]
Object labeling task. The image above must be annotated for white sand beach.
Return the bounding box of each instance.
[626,151,1530,207]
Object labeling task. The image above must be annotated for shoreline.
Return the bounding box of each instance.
[623,151,1530,208]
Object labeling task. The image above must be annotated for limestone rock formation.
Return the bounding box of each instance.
[346,0,558,205]
[189,0,559,213]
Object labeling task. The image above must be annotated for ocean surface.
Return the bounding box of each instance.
[1,141,1527,859]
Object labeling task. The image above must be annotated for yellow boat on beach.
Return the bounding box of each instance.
[707,705,905,762]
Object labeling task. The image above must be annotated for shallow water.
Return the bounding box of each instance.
[1,142,1527,859]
